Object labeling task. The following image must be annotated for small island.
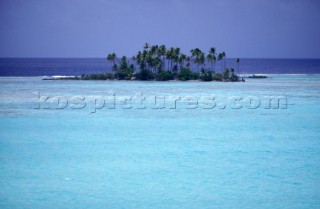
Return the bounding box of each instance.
[248,74,268,79]
[51,43,245,82]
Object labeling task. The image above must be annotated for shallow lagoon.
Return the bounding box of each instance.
[0,75,320,209]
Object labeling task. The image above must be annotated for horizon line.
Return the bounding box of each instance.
[1,57,320,60]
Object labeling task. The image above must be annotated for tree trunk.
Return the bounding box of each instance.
[221,60,223,72]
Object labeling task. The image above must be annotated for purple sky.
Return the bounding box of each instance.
[0,0,319,58]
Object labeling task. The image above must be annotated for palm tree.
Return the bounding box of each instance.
[120,56,128,69]
[106,53,117,65]
[209,47,216,56]
[136,51,142,65]
[198,52,205,71]
[218,52,223,72]
[166,47,175,71]
[173,47,181,70]
[146,51,153,72]
[150,45,158,55]
[209,47,217,72]
[178,53,187,70]
[154,57,162,73]
[206,54,214,71]
[106,53,112,63]
[143,42,150,50]
[213,56,217,72]
[107,53,118,73]
[190,48,202,72]
[157,45,166,70]
[236,58,240,76]
[221,52,226,70]
[186,56,191,68]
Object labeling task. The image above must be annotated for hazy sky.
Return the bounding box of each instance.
[0,0,319,58]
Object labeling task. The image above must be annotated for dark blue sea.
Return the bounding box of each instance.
[1,58,320,76]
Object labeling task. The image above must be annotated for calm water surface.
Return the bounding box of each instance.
[0,75,320,208]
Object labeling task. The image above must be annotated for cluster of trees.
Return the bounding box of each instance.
[75,44,241,82]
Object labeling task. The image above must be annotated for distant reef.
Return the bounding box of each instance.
[248,74,268,79]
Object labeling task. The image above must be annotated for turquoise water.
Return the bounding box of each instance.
[1,76,320,208]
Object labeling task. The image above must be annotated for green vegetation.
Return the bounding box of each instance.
[177,68,198,81]
[248,74,268,79]
[113,56,135,80]
[52,44,244,82]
